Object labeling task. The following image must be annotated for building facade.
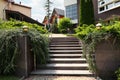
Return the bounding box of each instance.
[93,0,120,22]
[65,0,120,25]
[0,0,31,20]
[64,0,78,24]
[0,0,43,25]
[50,8,64,24]
[43,8,64,26]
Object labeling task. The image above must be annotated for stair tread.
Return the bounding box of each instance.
[49,50,83,52]
[40,63,89,67]
[49,58,86,61]
[31,70,92,75]
[49,54,83,56]
[49,47,82,49]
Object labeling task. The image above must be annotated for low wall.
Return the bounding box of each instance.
[15,35,34,77]
[95,40,120,80]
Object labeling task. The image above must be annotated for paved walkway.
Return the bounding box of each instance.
[25,76,96,80]
[49,34,67,38]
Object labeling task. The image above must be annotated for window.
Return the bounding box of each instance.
[65,4,78,20]
[98,0,120,13]
[107,3,113,9]
[99,6,105,11]
[115,1,120,6]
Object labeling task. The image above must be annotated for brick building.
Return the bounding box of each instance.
[43,8,64,26]
[65,0,120,25]
[93,0,120,22]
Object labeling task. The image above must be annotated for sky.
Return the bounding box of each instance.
[14,0,65,23]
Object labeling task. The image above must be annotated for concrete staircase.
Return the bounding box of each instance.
[31,37,93,76]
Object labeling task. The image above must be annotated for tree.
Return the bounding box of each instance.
[52,17,59,33]
[58,18,73,33]
[79,0,95,25]
[44,0,52,31]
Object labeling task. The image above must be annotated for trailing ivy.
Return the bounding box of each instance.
[75,21,120,74]
[0,29,19,74]
[0,19,49,74]
[28,29,49,64]
[0,29,49,74]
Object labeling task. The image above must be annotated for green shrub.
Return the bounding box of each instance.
[75,21,120,73]
[0,19,47,33]
[116,68,120,80]
[58,18,73,33]
[0,75,19,80]
[0,29,49,74]
[0,19,49,74]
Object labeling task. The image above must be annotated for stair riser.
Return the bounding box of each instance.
[50,43,81,45]
[51,40,79,42]
[50,48,82,50]
[37,67,89,70]
[49,47,82,50]
[49,52,83,54]
[51,38,78,40]
[49,56,82,58]
[50,45,82,47]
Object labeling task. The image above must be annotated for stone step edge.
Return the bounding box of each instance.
[31,70,93,75]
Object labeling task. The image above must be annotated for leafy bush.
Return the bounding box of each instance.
[0,19,47,33]
[58,18,73,33]
[0,75,19,80]
[0,19,49,74]
[75,21,120,73]
[0,29,49,74]
[116,68,120,80]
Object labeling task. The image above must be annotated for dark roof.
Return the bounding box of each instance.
[12,3,31,9]
[5,10,44,26]
[54,8,64,16]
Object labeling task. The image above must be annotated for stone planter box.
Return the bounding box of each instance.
[15,36,34,77]
[95,39,120,80]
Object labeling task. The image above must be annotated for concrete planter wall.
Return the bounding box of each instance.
[95,39,120,80]
[15,35,34,77]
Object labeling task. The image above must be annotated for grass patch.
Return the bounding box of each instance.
[0,75,19,80]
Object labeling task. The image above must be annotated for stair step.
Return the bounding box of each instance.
[50,45,81,47]
[51,37,78,40]
[49,58,86,61]
[34,37,93,76]
[37,63,89,70]
[31,70,93,76]
[47,61,86,63]
[49,50,83,53]
[49,47,82,50]
[39,63,89,67]
[49,54,83,58]
[50,42,80,45]
[48,58,86,63]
